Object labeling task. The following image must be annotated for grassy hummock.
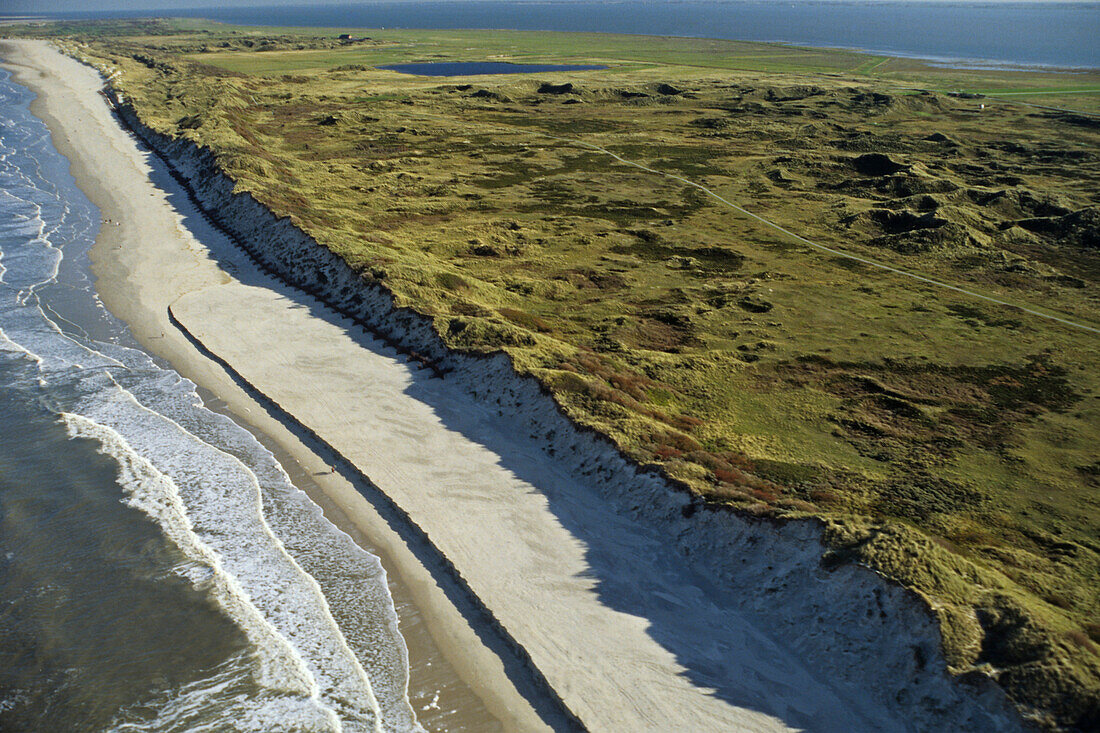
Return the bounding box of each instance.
[7,18,1098,728]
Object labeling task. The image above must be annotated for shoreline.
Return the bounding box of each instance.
[0,40,547,733]
[0,39,1032,732]
[98,42,1029,733]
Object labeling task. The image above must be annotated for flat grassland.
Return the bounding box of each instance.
[11,19,1098,727]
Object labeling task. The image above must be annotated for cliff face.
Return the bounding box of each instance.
[106,90,1026,731]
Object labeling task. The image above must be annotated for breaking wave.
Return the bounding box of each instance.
[0,66,419,732]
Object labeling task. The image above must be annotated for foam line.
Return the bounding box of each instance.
[0,64,417,731]
[63,411,341,732]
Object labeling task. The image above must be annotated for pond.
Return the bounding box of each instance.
[376,61,607,76]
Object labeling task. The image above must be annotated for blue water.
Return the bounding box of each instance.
[379,61,607,75]
[29,1,1100,69]
[0,65,419,731]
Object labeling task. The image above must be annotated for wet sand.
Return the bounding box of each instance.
[0,39,541,733]
[0,39,917,733]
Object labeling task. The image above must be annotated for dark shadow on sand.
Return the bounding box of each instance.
[133,125,863,733]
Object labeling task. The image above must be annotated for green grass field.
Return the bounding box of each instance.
[6,18,1099,727]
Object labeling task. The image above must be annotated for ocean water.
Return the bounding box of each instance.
[0,67,421,732]
[38,1,1100,69]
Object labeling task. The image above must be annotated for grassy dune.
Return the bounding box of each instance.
[9,19,1098,727]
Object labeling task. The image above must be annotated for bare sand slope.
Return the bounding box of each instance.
[5,39,911,732]
[0,40,545,732]
[169,282,873,733]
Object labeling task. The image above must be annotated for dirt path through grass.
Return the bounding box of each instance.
[555,136,1100,335]
[395,107,1100,335]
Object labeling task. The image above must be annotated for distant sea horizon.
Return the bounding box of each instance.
[17,1,1100,69]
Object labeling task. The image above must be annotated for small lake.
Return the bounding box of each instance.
[377,61,607,76]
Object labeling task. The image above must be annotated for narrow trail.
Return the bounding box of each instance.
[986,97,1100,118]
[542,135,1100,335]
[985,89,1100,97]
[397,104,1099,334]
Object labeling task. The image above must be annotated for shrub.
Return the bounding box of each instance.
[751,487,779,503]
[436,272,469,290]
[653,445,683,460]
[671,414,704,431]
[810,489,842,506]
[1064,630,1097,653]
[714,466,748,484]
[499,307,553,333]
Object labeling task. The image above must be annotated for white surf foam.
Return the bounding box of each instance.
[63,411,341,732]
[0,306,414,731]
[93,378,383,726]
[119,369,421,732]
[0,70,419,732]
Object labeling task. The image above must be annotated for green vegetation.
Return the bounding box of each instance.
[5,19,1098,727]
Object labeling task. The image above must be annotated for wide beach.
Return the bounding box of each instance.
[0,38,1033,732]
[2,41,835,732]
[0,39,539,732]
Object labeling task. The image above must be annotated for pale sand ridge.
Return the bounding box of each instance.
[171,281,855,731]
[0,40,535,732]
[2,39,942,732]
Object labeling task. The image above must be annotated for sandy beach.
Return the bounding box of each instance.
[0,39,1025,733]
[0,39,540,733]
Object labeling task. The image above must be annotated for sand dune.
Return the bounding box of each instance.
[1,40,1025,732]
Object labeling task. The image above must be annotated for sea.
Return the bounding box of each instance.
[0,1,1095,731]
[0,66,422,732]
[31,1,1100,70]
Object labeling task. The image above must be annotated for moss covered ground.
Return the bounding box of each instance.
[5,18,1098,728]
